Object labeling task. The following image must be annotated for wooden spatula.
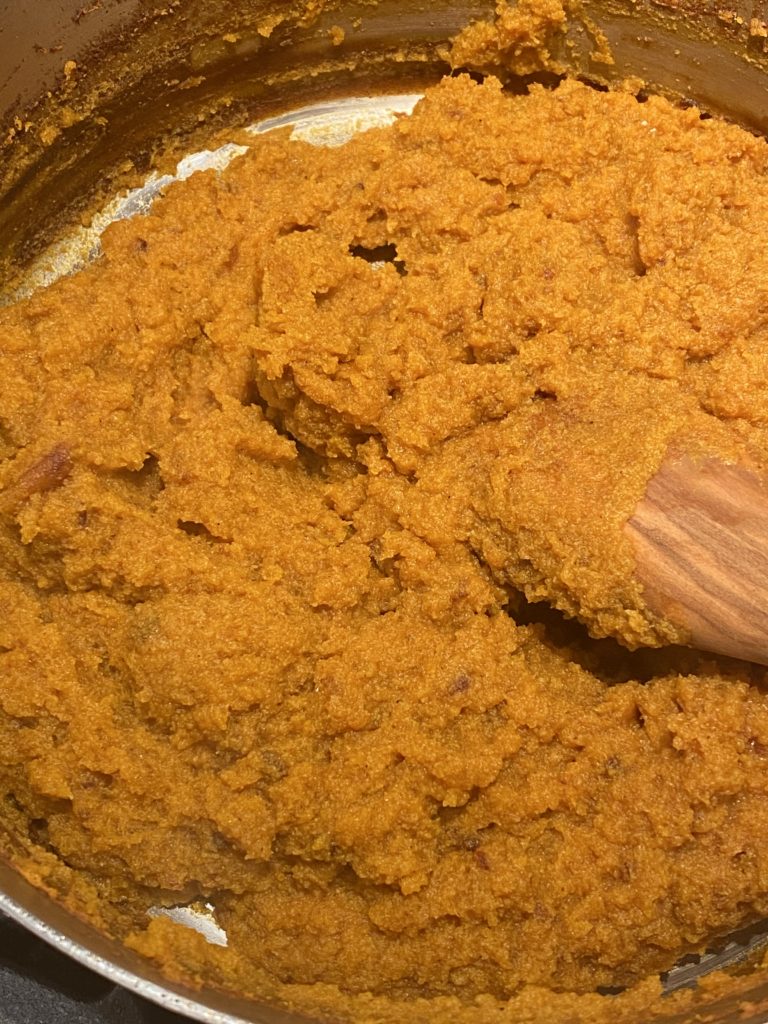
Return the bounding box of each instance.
[626,455,768,666]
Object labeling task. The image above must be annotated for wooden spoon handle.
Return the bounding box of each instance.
[626,456,768,666]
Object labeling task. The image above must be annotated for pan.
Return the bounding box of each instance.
[4,2,768,1022]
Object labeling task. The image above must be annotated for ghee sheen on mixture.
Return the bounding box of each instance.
[4,70,768,1024]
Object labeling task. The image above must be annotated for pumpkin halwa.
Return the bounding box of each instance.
[4,63,768,1024]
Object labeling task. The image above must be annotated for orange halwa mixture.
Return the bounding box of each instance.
[4,69,768,1022]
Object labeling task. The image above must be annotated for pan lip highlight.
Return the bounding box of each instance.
[0,887,250,1024]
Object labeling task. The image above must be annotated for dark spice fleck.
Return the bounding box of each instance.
[474,849,491,871]
[449,672,471,695]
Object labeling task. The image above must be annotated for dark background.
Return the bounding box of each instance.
[0,913,183,1024]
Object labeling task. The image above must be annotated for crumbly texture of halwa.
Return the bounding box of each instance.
[5,70,768,1023]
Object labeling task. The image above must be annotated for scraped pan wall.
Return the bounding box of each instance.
[4,0,768,291]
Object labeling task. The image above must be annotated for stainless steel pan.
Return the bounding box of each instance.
[4,2,768,1021]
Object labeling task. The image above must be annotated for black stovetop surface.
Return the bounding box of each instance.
[0,913,186,1024]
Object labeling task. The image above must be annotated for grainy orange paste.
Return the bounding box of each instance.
[4,49,768,1024]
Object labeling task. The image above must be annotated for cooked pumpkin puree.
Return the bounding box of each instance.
[4,56,768,1024]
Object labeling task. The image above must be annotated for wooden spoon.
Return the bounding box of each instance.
[626,455,768,666]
